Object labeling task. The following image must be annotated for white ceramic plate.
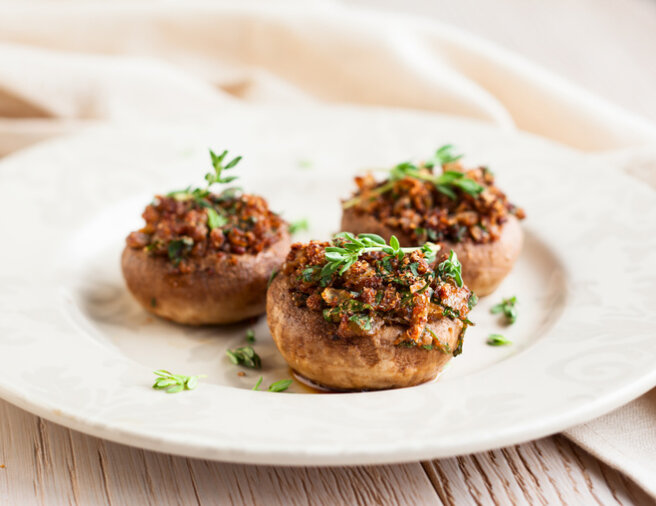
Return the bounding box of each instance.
[1,106,655,465]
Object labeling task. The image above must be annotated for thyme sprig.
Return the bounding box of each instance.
[226,346,262,369]
[152,370,206,394]
[343,145,483,208]
[322,232,440,279]
[167,148,243,203]
[206,149,242,186]
[490,296,518,324]
[164,148,243,237]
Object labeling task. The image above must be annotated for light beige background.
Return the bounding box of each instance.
[350,0,656,123]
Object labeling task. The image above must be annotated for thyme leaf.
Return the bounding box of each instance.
[167,237,194,266]
[267,269,279,288]
[268,379,293,392]
[424,144,464,168]
[468,292,479,310]
[206,207,228,230]
[437,250,463,287]
[486,334,512,346]
[424,327,453,354]
[490,295,517,324]
[348,313,373,332]
[289,219,309,235]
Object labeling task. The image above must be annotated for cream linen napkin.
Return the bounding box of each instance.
[1,0,655,495]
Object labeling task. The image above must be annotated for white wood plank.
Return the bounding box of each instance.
[422,436,654,506]
[0,399,652,505]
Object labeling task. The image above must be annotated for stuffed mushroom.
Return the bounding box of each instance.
[123,149,291,325]
[266,233,475,391]
[341,146,525,296]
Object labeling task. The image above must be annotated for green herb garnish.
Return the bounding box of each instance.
[168,148,243,201]
[226,346,262,369]
[206,207,228,230]
[246,329,256,344]
[268,379,293,392]
[468,293,478,310]
[321,233,439,280]
[152,370,206,393]
[301,266,318,282]
[437,250,463,287]
[206,149,242,186]
[424,144,464,168]
[252,376,292,392]
[267,269,279,288]
[343,145,483,208]
[490,296,517,324]
[348,313,373,332]
[424,327,453,354]
[289,219,309,235]
[167,237,194,266]
[486,334,512,346]
[165,148,242,235]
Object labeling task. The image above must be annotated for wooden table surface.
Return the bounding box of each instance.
[0,398,652,505]
[2,0,656,504]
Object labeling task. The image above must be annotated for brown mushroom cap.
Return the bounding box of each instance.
[341,208,523,296]
[266,274,463,391]
[122,231,291,325]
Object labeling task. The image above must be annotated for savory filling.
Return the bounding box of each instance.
[281,233,475,353]
[125,148,286,272]
[126,191,286,271]
[343,146,525,245]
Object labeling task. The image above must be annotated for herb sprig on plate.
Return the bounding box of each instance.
[490,295,518,324]
[486,334,512,346]
[343,145,483,208]
[253,377,293,392]
[152,370,206,394]
[226,346,262,369]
